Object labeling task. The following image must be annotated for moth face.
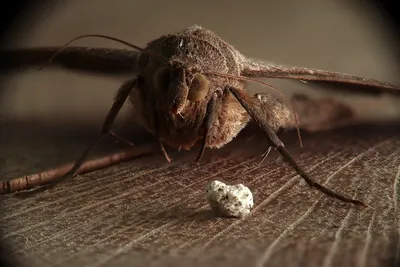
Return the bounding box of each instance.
[152,65,210,115]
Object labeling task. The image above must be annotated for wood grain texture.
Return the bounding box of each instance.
[1,122,399,267]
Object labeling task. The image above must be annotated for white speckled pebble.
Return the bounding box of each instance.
[205,180,254,218]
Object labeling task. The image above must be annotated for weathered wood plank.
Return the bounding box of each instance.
[1,122,399,267]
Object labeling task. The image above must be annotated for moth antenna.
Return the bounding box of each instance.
[39,34,168,70]
[205,71,303,148]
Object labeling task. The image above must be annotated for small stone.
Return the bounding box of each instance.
[205,180,254,218]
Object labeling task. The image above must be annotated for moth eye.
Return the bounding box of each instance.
[153,66,171,91]
[187,74,210,102]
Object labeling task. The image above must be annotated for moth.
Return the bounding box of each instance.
[1,25,400,207]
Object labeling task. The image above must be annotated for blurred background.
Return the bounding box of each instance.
[1,0,400,129]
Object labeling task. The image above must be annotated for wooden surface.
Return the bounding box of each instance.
[1,122,400,267]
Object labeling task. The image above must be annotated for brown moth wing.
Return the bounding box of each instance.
[2,45,400,96]
[241,58,400,95]
[254,92,358,132]
[0,46,139,75]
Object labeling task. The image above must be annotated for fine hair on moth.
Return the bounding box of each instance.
[1,25,400,208]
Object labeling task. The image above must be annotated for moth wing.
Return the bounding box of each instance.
[0,47,140,76]
[242,60,400,95]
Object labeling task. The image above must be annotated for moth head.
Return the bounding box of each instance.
[153,65,211,115]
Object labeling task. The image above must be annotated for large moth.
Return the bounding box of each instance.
[1,25,399,207]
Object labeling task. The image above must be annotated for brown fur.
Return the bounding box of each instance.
[129,25,250,150]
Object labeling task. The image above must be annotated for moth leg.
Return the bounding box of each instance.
[229,87,367,207]
[195,92,219,162]
[109,131,135,146]
[252,92,294,163]
[152,106,172,162]
[45,79,137,191]
[160,141,172,163]
[260,146,273,164]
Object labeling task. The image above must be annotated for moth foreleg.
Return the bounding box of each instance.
[109,131,135,147]
[38,78,136,192]
[229,87,367,207]
[195,92,220,162]
[160,141,172,163]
